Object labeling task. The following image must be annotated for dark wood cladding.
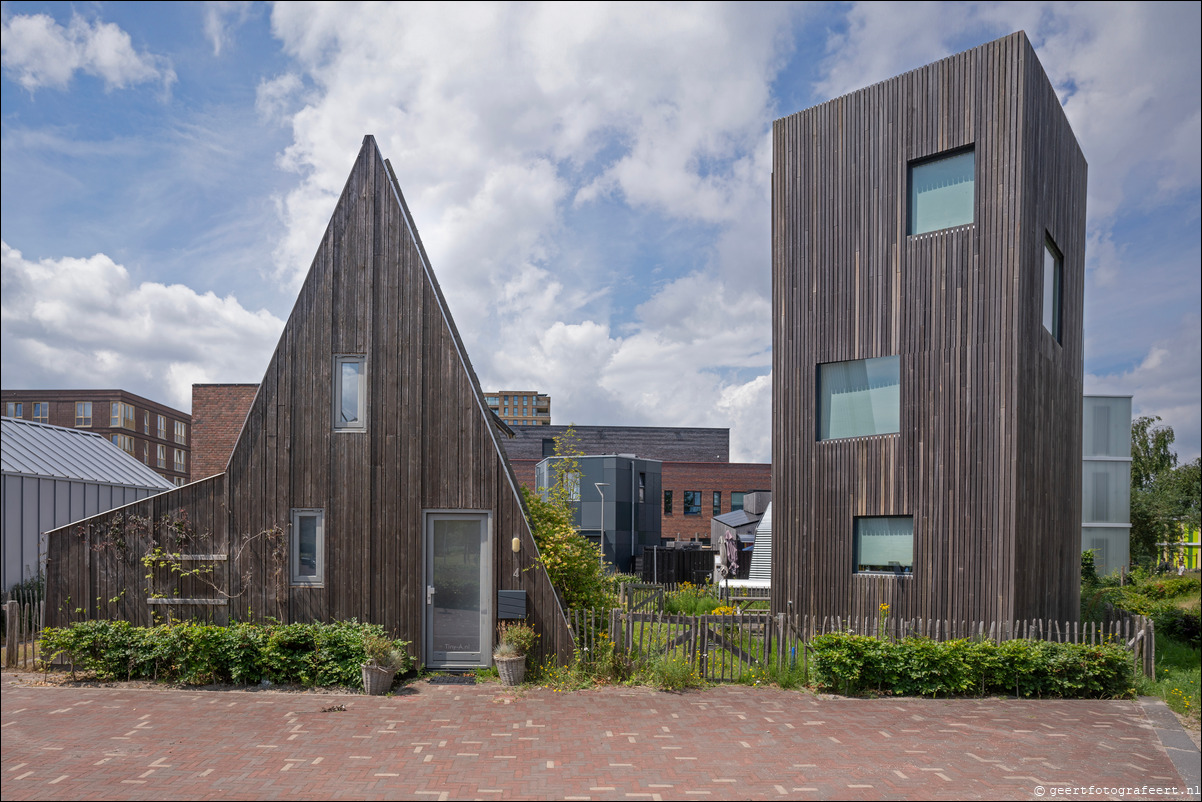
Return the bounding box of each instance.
[771,32,1085,625]
[45,136,574,665]
[503,425,731,463]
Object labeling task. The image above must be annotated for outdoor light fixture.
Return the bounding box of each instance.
[511,537,521,553]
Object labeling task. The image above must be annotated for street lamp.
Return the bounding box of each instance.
[595,482,610,570]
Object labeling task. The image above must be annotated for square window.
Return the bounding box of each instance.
[854,516,914,574]
[333,355,367,430]
[1043,237,1063,343]
[818,356,901,440]
[291,509,325,585]
[683,491,701,516]
[909,148,975,235]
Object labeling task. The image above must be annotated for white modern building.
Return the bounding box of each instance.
[1082,396,1133,577]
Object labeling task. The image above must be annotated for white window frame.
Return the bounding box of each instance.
[173,448,186,473]
[333,354,367,431]
[290,508,325,586]
[174,420,187,444]
[157,414,167,440]
[157,444,166,468]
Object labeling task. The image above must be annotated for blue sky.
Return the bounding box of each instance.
[2,1,1199,463]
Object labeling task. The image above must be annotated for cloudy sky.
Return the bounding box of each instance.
[2,1,1199,464]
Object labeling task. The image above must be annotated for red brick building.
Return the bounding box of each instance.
[2,389,191,485]
[190,384,259,480]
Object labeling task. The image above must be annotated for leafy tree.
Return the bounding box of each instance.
[521,426,611,610]
[1129,416,1201,565]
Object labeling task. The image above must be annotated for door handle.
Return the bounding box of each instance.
[427,586,435,605]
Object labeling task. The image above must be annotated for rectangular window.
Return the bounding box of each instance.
[1043,237,1063,343]
[75,401,92,427]
[111,433,134,454]
[854,516,914,574]
[712,491,722,516]
[143,444,150,464]
[683,491,701,516]
[291,509,324,586]
[5,402,22,417]
[32,402,49,423]
[144,411,150,434]
[333,355,367,430]
[174,420,187,444]
[157,414,167,440]
[639,473,646,504]
[566,471,580,502]
[664,490,674,515]
[156,444,166,468]
[174,449,186,473]
[909,148,975,235]
[731,491,745,512]
[818,355,901,440]
[111,402,135,430]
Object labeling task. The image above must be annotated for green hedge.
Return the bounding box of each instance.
[39,620,410,689]
[808,634,1133,698]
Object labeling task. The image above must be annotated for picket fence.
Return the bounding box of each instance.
[2,586,46,671]
[568,606,1156,683]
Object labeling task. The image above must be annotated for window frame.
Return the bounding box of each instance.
[156,444,166,468]
[664,490,674,515]
[5,402,22,418]
[1042,235,1063,344]
[731,491,745,512]
[853,515,915,575]
[290,508,325,586]
[683,491,702,516]
[907,146,976,236]
[75,401,93,427]
[156,414,167,440]
[333,354,368,431]
[173,448,186,473]
[817,355,902,442]
[32,402,49,424]
[712,491,722,517]
[175,420,187,444]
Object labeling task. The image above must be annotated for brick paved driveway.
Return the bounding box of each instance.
[1,675,1196,800]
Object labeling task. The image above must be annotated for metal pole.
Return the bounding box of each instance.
[595,482,610,571]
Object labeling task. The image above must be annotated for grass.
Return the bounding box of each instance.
[1138,635,1201,724]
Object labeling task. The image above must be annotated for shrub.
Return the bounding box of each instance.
[39,620,410,689]
[807,634,1132,698]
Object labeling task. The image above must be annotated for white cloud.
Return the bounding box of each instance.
[0,11,175,92]
[203,1,253,57]
[1086,315,1201,462]
[0,242,283,412]
[256,72,304,124]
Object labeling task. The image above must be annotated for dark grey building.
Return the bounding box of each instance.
[536,455,662,572]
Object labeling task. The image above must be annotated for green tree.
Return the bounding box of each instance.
[1129,416,1201,565]
[521,426,611,610]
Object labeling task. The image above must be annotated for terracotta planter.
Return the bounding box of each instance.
[494,654,526,686]
[362,664,397,695]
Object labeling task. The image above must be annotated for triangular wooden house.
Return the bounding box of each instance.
[46,136,573,668]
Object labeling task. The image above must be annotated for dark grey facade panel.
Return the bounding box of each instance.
[507,425,729,463]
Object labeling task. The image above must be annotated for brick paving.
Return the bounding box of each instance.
[1,675,1197,801]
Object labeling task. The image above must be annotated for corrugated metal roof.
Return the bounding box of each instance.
[1,416,174,490]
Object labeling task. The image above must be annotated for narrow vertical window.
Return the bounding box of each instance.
[712,491,722,516]
[664,490,674,515]
[175,421,187,444]
[157,444,166,468]
[908,148,975,234]
[174,449,186,473]
[333,355,367,430]
[157,414,167,440]
[639,473,646,503]
[1043,237,1063,343]
[291,509,324,585]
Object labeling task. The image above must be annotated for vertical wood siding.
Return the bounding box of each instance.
[771,33,1085,624]
[44,137,574,665]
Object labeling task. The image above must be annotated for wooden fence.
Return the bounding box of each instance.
[569,608,1156,684]
[2,587,45,671]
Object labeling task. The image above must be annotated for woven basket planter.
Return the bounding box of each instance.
[361,665,397,695]
[494,655,526,686]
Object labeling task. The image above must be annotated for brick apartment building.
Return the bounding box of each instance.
[482,390,551,427]
[190,384,259,480]
[2,389,191,485]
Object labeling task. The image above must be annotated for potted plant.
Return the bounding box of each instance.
[494,622,537,686]
[362,633,409,695]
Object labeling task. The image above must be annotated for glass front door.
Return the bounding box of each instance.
[425,512,491,668]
